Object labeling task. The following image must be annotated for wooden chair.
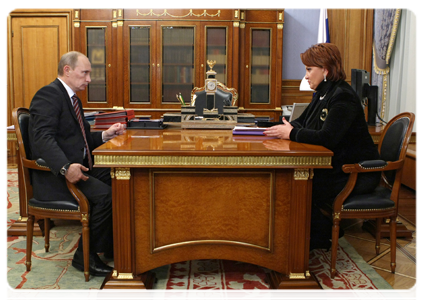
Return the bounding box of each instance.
[326,112,415,278]
[12,107,91,282]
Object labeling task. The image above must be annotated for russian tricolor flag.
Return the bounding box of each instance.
[318,9,330,43]
[300,9,330,91]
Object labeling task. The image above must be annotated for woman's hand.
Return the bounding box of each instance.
[263,117,293,139]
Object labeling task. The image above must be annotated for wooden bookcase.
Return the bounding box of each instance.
[72,9,285,119]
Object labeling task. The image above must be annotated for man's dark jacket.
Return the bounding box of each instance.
[29,79,103,202]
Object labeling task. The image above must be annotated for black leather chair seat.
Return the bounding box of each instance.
[29,198,80,211]
[342,186,394,211]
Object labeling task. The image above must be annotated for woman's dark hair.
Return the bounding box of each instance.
[300,43,346,81]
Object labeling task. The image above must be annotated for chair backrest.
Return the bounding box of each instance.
[378,112,415,187]
[13,108,32,160]
[12,107,33,202]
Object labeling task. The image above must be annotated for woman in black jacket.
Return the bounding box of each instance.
[264,43,380,249]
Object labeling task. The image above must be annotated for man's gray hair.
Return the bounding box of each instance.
[57,51,87,76]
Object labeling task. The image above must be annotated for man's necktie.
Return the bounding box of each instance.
[71,94,93,169]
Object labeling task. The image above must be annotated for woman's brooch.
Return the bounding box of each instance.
[320,108,328,121]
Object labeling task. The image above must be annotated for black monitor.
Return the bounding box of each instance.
[366,85,378,126]
[351,69,378,126]
[351,69,370,105]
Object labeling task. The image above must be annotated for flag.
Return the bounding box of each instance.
[318,9,330,43]
[300,9,330,91]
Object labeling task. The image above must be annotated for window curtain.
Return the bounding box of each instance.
[372,9,401,123]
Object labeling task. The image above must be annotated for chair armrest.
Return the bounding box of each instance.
[22,157,51,171]
[333,159,404,212]
[358,159,387,169]
[21,155,90,213]
[342,159,403,174]
[66,180,90,214]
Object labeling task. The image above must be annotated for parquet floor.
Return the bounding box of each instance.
[6,151,416,289]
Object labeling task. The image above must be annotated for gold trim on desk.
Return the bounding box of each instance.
[94,155,332,167]
[289,272,307,280]
[115,168,131,180]
[7,132,17,141]
[117,273,134,280]
[294,168,310,180]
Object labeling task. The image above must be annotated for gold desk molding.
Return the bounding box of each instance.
[95,155,331,168]
[7,131,17,141]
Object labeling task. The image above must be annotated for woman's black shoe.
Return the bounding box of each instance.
[310,238,332,251]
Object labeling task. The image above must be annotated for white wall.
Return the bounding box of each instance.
[388,9,417,129]
[282,9,320,80]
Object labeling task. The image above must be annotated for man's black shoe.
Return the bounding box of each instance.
[72,250,113,277]
[103,249,113,259]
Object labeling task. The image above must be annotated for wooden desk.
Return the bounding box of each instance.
[402,143,416,190]
[93,128,333,289]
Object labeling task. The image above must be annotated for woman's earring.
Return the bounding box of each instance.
[324,74,327,82]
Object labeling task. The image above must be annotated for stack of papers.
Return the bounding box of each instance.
[93,110,135,129]
[232,126,266,136]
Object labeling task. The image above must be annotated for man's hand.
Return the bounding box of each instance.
[103,123,125,141]
[65,163,89,184]
[263,117,293,139]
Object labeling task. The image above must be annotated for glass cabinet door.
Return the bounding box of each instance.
[129,26,151,103]
[250,28,271,104]
[86,27,107,103]
[161,26,195,104]
[205,27,227,84]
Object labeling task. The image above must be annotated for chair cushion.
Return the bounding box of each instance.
[29,198,80,211]
[342,186,395,211]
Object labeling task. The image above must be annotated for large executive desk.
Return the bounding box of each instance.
[93,128,333,289]
[8,124,414,237]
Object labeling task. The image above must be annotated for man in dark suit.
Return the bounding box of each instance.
[28,51,125,276]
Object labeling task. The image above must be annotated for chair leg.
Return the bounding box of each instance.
[44,218,50,253]
[26,214,35,272]
[81,219,90,282]
[390,217,397,273]
[375,218,382,255]
[330,218,340,279]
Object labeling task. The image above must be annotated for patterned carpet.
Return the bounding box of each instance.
[6,169,392,291]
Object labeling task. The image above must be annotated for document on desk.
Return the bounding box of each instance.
[232,126,266,136]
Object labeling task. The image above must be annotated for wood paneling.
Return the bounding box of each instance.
[328,9,374,82]
[8,10,72,125]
